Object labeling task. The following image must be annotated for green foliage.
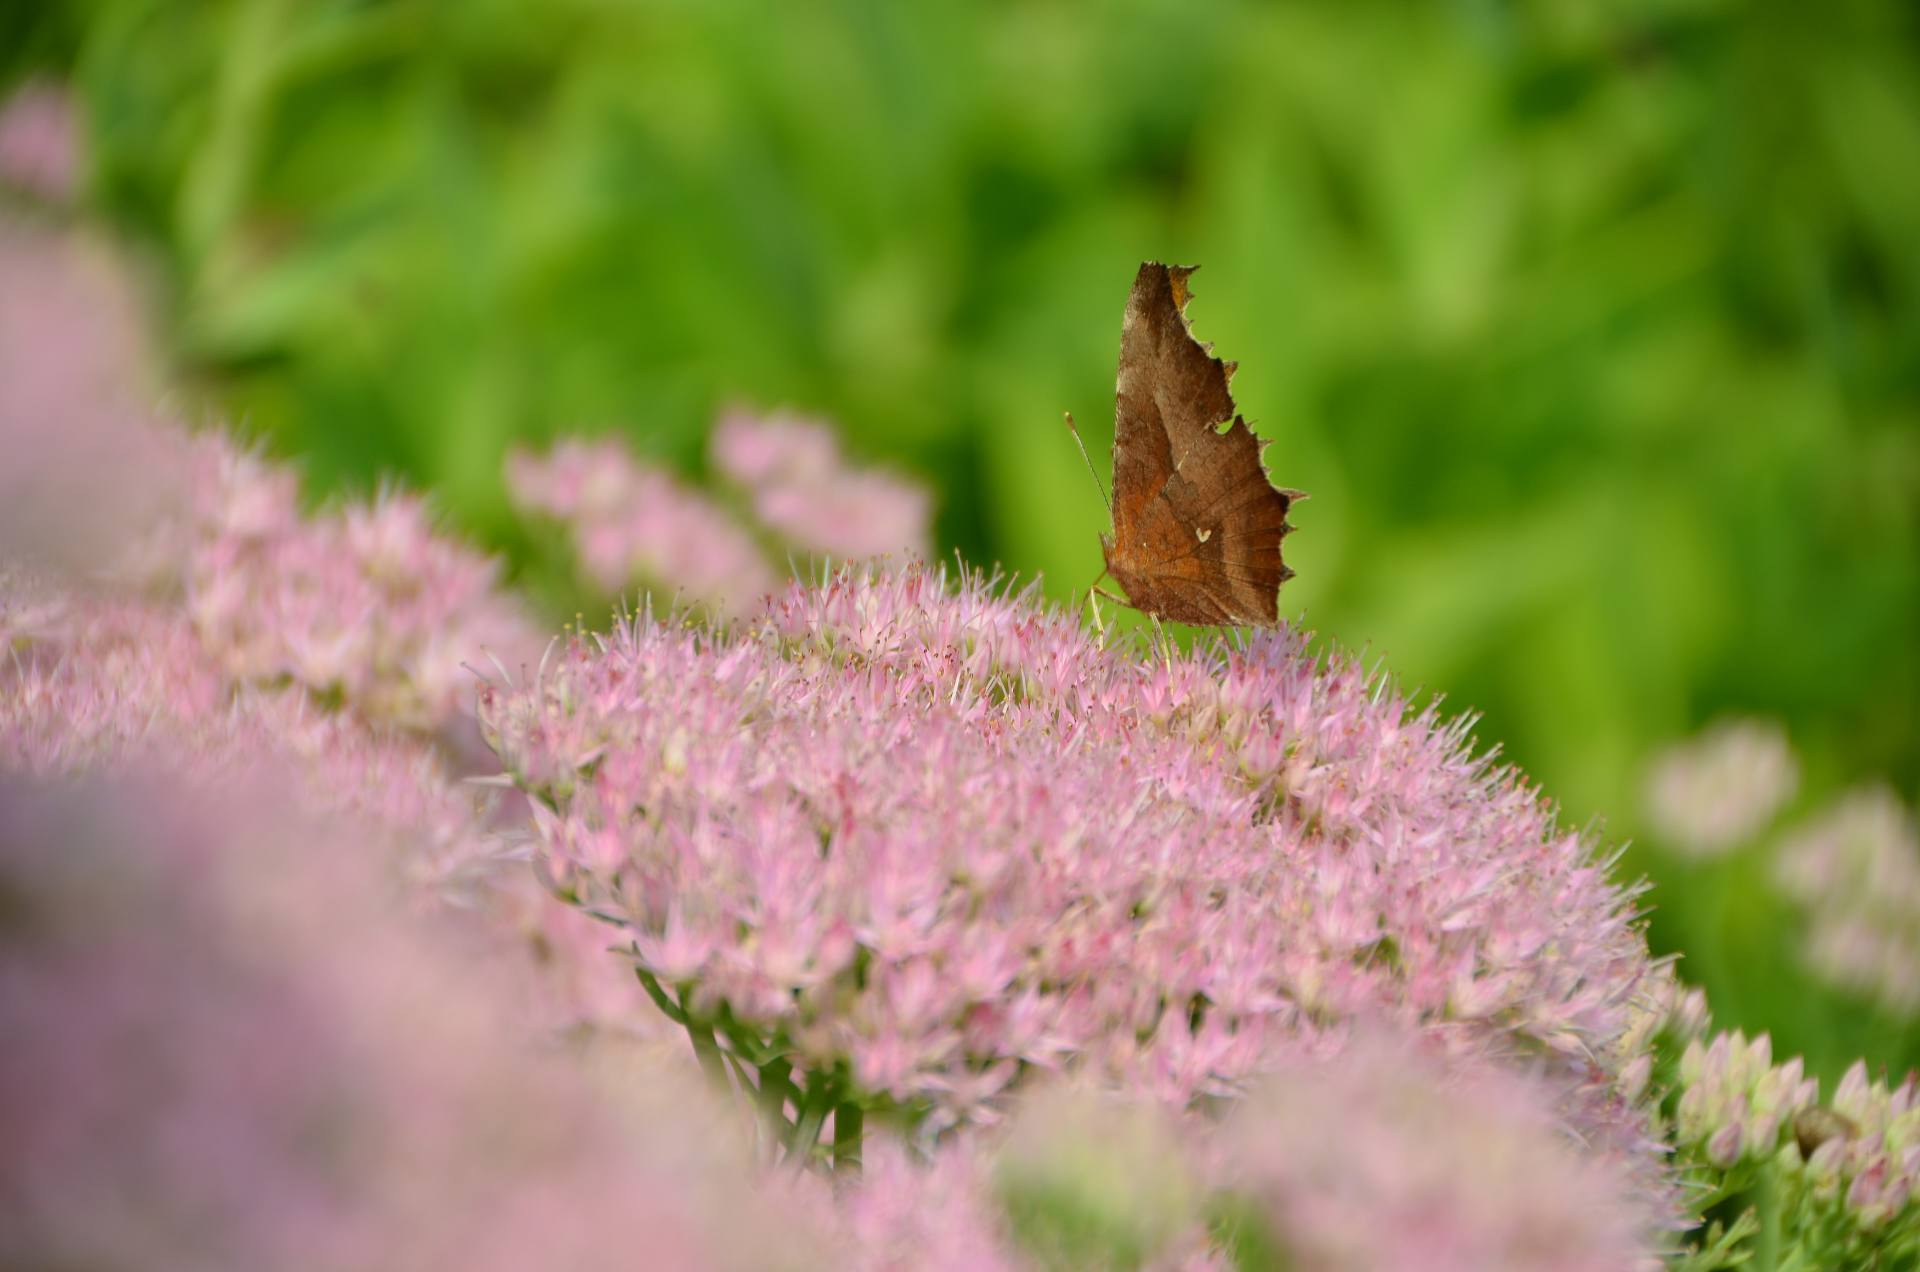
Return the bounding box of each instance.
[49,0,1920,1077]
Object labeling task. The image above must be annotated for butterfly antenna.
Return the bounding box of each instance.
[1063,412,1112,518]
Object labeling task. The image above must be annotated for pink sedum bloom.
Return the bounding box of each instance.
[711,407,931,560]
[1673,1030,1819,1169]
[508,437,778,618]
[0,80,79,204]
[1806,1061,1920,1229]
[0,224,196,577]
[1213,1032,1667,1271]
[480,563,1660,1159]
[1644,718,1799,859]
[0,769,834,1272]
[187,444,541,733]
[1774,786,1920,1016]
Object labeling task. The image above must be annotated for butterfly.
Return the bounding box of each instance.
[1085,262,1302,626]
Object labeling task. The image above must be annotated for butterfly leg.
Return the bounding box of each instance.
[1081,585,1106,639]
[1147,613,1175,673]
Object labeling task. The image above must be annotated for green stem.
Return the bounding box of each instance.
[1754,1162,1781,1272]
[833,1099,864,1174]
[633,967,688,1025]
[685,1016,731,1092]
[790,1078,832,1167]
[757,1057,795,1137]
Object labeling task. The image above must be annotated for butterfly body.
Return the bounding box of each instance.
[1101,262,1300,626]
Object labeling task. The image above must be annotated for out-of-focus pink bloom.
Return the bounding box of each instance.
[0,224,195,575]
[0,575,652,1037]
[0,80,79,204]
[1213,1032,1667,1271]
[839,1140,1025,1272]
[1775,787,1920,1016]
[508,438,778,619]
[481,563,1659,1160]
[1645,718,1799,858]
[711,408,930,560]
[0,770,836,1272]
[0,217,539,733]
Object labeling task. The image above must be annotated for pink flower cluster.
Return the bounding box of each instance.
[480,563,1659,1153]
[1775,787,1920,1016]
[0,770,834,1272]
[1644,718,1799,859]
[507,437,778,618]
[0,222,195,577]
[711,407,931,560]
[508,411,930,619]
[184,443,540,733]
[0,80,78,205]
[1212,1033,1665,1271]
[1800,1061,1920,1228]
[842,1031,1668,1270]
[1674,1031,1819,1168]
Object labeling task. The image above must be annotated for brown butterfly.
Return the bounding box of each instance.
[1087,261,1302,626]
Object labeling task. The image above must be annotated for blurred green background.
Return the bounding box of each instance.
[7,0,1917,1075]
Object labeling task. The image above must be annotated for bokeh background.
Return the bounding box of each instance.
[6,1,1917,1077]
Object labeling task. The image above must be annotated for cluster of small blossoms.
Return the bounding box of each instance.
[0,222,197,577]
[1796,1061,1920,1231]
[185,442,541,734]
[0,80,78,205]
[1774,787,1920,1016]
[1673,1031,1820,1169]
[1669,1026,1920,1256]
[710,407,930,560]
[507,437,777,617]
[0,770,835,1272]
[481,563,1659,1162]
[839,1032,1668,1270]
[0,565,657,1036]
[0,218,650,1033]
[1212,1033,1666,1271]
[1,589,487,884]
[508,416,931,620]
[1643,718,1799,859]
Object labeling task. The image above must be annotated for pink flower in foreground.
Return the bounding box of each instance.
[0,576,651,1036]
[712,407,931,560]
[508,437,777,618]
[0,770,834,1272]
[1774,786,1920,1015]
[839,1033,1667,1271]
[1213,1032,1666,1271]
[481,564,1659,1162]
[1644,718,1799,859]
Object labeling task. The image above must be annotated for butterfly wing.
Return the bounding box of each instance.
[1103,262,1297,625]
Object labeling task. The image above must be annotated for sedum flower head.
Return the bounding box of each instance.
[481,563,1658,1153]
[507,437,778,618]
[0,80,78,205]
[1793,1061,1920,1230]
[187,442,540,733]
[1673,1030,1819,1169]
[1212,1032,1666,1271]
[0,770,833,1272]
[1644,718,1799,859]
[1774,786,1920,1016]
[711,407,931,560]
